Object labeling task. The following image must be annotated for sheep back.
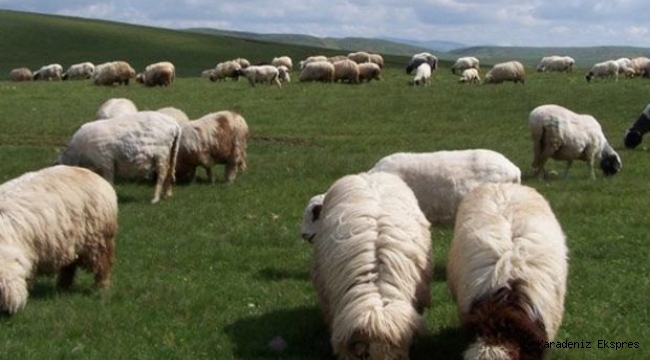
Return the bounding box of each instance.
[485,61,525,84]
[9,67,33,82]
[94,98,138,120]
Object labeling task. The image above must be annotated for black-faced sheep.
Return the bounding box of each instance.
[585,60,619,82]
[529,104,621,179]
[0,165,117,315]
[310,171,432,360]
[63,62,95,80]
[33,64,63,81]
[448,183,568,360]
[58,111,181,204]
[175,111,249,184]
[623,103,650,149]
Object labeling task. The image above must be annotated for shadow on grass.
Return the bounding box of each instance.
[433,264,447,282]
[412,326,465,360]
[256,267,311,282]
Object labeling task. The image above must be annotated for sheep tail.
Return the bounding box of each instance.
[168,126,181,183]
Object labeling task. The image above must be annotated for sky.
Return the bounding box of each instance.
[1,0,649,48]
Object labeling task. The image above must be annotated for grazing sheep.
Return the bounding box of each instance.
[175,111,249,184]
[299,55,328,70]
[623,103,650,149]
[412,63,432,86]
[0,165,117,315]
[92,61,136,86]
[58,111,181,204]
[484,61,525,84]
[347,51,372,64]
[447,183,568,360]
[459,68,481,84]
[136,61,175,87]
[201,69,215,78]
[332,59,360,83]
[310,171,432,360]
[535,56,574,73]
[33,63,63,81]
[157,106,190,125]
[629,57,650,77]
[529,104,621,179]
[406,52,438,74]
[585,60,619,82]
[451,56,480,74]
[232,57,251,69]
[614,57,635,77]
[62,62,95,80]
[368,53,385,69]
[277,65,291,83]
[358,62,382,82]
[299,61,335,83]
[368,149,521,226]
[9,67,32,82]
[271,56,293,71]
[327,55,348,63]
[94,98,138,120]
[237,65,282,87]
[210,60,242,82]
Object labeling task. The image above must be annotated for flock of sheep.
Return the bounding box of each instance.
[3,47,650,360]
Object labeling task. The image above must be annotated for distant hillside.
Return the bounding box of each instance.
[186,28,433,56]
[381,37,466,52]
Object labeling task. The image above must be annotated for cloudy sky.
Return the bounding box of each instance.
[2,0,649,48]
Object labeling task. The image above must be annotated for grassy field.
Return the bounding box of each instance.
[0,10,649,360]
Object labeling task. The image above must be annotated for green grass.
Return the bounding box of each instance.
[0,11,649,360]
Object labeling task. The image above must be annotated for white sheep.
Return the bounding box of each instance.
[301,193,325,243]
[175,111,249,184]
[94,98,138,120]
[451,56,479,74]
[368,53,384,69]
[412,62,432,86]
[299,55,328,70]
[271,56,293,71]
[536,56,574,73]
[238,65,282,87]
[629,56,650,76]
[58,111,181,204]
[201,69,215,78]
[447,183,568,360]
[529,104,622,179]
[299,61,335,82]
[358,62,382,82]
[277,65,291,83]
[136,61,175,87]
[310,171,432,360]
[623,103,650,149]
[232,57,251,69]
[62,62,95,80]
[368,149,521,226]
[9,67,32,82]
[0,165,117,315]
[327,55,349,63]
[33,63,63,81]
[210,60,242,82]
[332,59,360,83]
[347,51,372,64]
[157,106,190,125]
[585,60,619,82]
[484,61,525,84]
[614,57,635,77]
[92,61,136,86]
[406,52,438,74]
[459,68,481,84]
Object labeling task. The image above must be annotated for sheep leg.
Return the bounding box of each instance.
[92,237,115,288]
[562,160,573,180]
[225,163,237,183]
[57,262,78,289]
[151,159,168,204]
[205,166,215,184]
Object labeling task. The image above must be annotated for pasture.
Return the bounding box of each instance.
[0,64,649,360]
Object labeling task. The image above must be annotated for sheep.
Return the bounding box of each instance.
[332,59,360,83]
[406,52,438,74]
[0,165,117,315]
[156,106,190,125]
[33,63,63,81]
[210,60,242,82]
[92,61,136,86]
[447,183,568,360]
[585,60,619,82]
[62,62,95,80]
[535,56,574,73]
[237,65,282,87]
[201,69,215,78]
[271,56,293,71]
[368,53,385,69]
[327,55,349,63]
[299,55,328,70]
[484,61,525,84]
[367,149,521,226]
[310,171,432,360]
[623,103,650,149]
[175,111,249,184]
[136,61,175,87]
[299,61,335,83]
[412,62,432,86]
[459,68,481,84]
[358,62,382,82]
[614,57,635,77]
[232,57,251,69]
[94,98,138,120]
[528,104,621,179]
[451,56,480,74]
[347,51,372,64]
[58,111,181,204]
[629,56,650,77]
[9,67,32,82]
[301,193,326,243]
[277,65,291,83]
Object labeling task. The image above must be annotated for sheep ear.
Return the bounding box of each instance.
[311,204,322,222]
